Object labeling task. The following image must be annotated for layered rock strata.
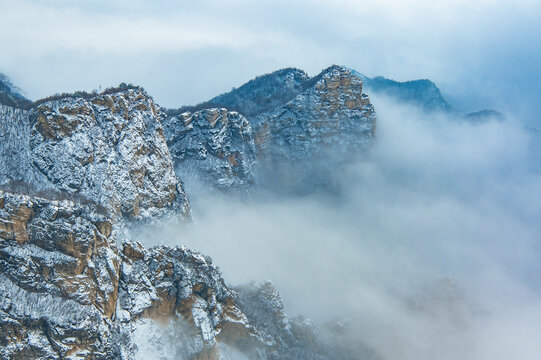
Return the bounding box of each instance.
[0,190,329,359]
[0,87,189,221]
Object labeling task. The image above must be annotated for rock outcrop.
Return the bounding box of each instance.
[251,65,376,193]
[163,108,256,194]
[0,190,330,359]
[165,65,377,194]
[233,282,330,360]
[0,87,190,221]
[0,191,120,359]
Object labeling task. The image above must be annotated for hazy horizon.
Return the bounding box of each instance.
[1,0,540,124]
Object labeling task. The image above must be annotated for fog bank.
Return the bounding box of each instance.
[136,97,541,359]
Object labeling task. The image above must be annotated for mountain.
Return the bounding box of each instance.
[0,68,379,359]
[0,74,32,109]
[251,65,376,193]
[0,85,190,222]
[163,108,256,195]
[165,65,377,194]
[359,75,453,112]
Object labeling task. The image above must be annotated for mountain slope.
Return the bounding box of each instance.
[163,108,256,195]
[1,86,190,221]
[164,65,377,194]
[0,74,32,109]
[173,68,309,117]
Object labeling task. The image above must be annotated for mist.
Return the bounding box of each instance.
[134,96,541,359]
[2,1,540,358]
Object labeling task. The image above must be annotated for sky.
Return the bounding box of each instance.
[0,0,540,123]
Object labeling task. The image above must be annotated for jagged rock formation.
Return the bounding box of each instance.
[233,282,329,359]
[163,108,256,194]
[0,190,331,359]
[116,240,261,359]
[0,87,189,221]
[166,65,377,194]
[0,191,120,359]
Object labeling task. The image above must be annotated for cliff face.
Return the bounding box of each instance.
[0,88,189,221]
[251,65,376,192]
[163,108,256,194]
[116,241,258,359]
[165,65,377,194]
[0,190,329,360]
[0,105,36,183]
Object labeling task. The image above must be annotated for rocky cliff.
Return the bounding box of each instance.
[0,191,120,359]
[251,65,376,193]
[0,190,332,359]
[163,108,256,195]
[0,86,189,222]
[165,65,377,194]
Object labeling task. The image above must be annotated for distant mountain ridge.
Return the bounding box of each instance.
[171,66,502,122]
[349,69,503,120]
[0,73,32,109]
[360,75,454,112]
